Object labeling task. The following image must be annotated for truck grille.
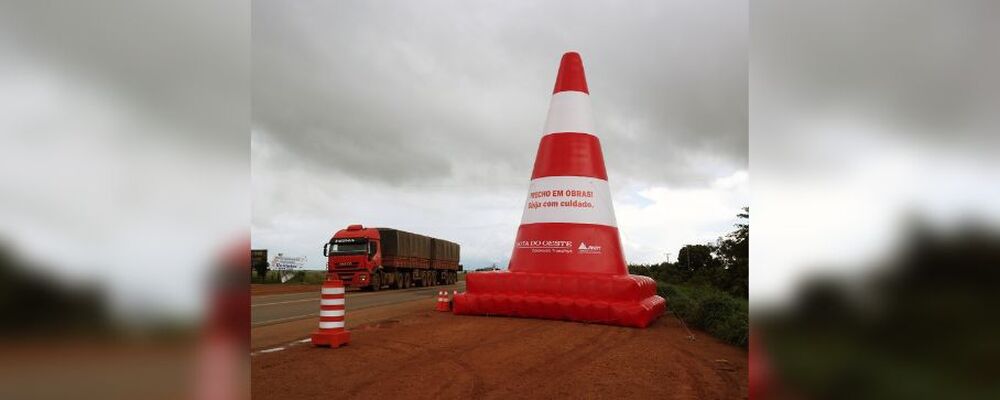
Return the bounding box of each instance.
[333,265,364,286]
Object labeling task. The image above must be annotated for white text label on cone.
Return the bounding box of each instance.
[520,176,617,227]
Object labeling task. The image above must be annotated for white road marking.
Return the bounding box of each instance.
[251,282,467,306]
[251,282,468,325]
[251,312,318,326]
[252,298,319,307]
[259,347,285,353]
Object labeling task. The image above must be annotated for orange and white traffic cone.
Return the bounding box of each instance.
[311,276,351,347]
[436,291,450,312]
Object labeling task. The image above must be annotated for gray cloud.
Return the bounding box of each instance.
[251,0,749,268]
[0,1,249,317]
[752,0,1000,176]
[253,0,747,188]
[750,0,1000,304]
[0,1,248,154]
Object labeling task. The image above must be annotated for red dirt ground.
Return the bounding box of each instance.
[251,283,322,296]
[251,299,747,399]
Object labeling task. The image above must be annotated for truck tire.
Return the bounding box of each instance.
[371,272,382,291]
[403,273,411,289]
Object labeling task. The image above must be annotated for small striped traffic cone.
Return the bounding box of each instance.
[311,276,351,347]
[436,291,450,312]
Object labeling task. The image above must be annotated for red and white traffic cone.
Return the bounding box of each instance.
[311,276,351,347]
[436,291,450,312]
[452,52,665,328]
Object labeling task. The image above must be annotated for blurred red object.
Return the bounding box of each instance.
[195,237,250,400]
[749,329,771,399]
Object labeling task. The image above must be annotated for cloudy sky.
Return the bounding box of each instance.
[0,1,248,317]
[751,0,1000,306]
[252,0,749,269]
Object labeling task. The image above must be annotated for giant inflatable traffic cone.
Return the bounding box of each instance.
[453,52,666,328]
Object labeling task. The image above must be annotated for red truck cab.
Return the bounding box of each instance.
[323,224,381,288]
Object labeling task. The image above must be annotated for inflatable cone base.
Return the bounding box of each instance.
[453,52,665,328]
[453,272,664,328]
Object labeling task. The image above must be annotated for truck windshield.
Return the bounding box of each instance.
[329,242,367,254]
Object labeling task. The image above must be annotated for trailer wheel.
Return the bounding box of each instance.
[403,273,411,289]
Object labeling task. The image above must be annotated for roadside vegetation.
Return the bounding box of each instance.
[629,207,749,346]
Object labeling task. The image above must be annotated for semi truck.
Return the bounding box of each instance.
[322,224,460,291]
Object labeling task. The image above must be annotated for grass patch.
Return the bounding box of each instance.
[657,282,748,347]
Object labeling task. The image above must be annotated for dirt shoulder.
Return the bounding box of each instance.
[251,302,747,399]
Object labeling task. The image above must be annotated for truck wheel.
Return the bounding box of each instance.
[371,273,381,291]
[403,274,411,289]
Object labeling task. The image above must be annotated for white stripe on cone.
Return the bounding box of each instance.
[321,287,345,295]
[319,309,346,317]
[543,91,595,135]
[520,176,617,226]
[321,298,345,306]
[319,321,345,329]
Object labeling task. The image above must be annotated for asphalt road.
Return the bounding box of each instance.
[251,281,466,327]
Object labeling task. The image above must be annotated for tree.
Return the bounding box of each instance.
[716,207,749,298]
[676,243,720,284]
[253,260,269,282]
